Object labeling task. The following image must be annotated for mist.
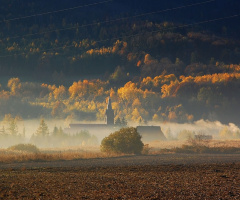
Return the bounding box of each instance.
[0,117,239,149]
[158,119,240,139]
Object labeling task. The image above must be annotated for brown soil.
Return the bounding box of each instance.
[0,154,240,199]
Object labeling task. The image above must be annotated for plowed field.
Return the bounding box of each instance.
[0,154,240,199]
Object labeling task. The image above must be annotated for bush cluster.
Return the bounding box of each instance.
[101,127,144,154]
[8,144,39,153]
[174,145,240,154]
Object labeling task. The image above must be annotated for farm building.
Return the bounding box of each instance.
[64,97,166,142]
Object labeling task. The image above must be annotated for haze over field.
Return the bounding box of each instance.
[0,118,239,148]
[0,0,239,146]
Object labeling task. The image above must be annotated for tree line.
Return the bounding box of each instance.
[0,67,239,126]
[0,117,98,148]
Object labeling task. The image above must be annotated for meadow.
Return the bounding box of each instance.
[0,139,240,163]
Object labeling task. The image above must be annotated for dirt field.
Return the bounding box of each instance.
[0,154,240,199]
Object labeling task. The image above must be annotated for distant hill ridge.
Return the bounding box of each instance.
[0,0,240,80]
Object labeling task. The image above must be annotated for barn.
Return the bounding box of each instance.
[64,97,166,142]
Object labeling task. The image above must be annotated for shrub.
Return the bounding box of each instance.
[8,144,40,153]
[219,127,240,139]
[101,127,144,154]
[141,144,152,155]
[177,130,194,141]
[173,144,240,154]
[174,145,210,154]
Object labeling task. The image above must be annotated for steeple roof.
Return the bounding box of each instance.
[107,97,112,110]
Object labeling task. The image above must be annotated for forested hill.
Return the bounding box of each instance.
[0,0,240,80]
[0,0,239,126]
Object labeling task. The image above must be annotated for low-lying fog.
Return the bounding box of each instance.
[6,118,240,138]
[159,119,240,138]
[0,118,239,149]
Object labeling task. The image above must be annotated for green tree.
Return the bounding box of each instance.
[52,126,59,136]
[35,119,49,136]
[58,127,64,136]
[8,119,18,136]
[76,130,91,141]
[115,117,122,127]
[115,117,128,127]
[101,127,144,154]
[121,117,128,127]
[88,135,98,145]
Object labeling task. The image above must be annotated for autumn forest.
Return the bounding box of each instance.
[0,0,240,127]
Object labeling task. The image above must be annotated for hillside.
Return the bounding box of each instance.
[0,0,239,126]
[0,0,240,78]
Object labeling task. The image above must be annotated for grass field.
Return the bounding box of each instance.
[148,139,240,149]
[0,139,240,163]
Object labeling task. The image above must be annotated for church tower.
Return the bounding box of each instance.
[105,97,114,126]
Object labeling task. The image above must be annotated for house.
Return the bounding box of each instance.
[64,97,115,137]
[137,126,166,141]
[64,97,166,142]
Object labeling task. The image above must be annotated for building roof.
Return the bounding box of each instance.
[69,124,108,128]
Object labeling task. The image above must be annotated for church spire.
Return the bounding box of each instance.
[107,97,112,110]
[106,97,114,126]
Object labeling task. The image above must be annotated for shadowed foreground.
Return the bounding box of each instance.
[0,154,240,199]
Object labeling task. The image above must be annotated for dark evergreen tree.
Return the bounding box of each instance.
[8,119,18,136]
[35,119,49,136]
[121,117,128,127]
[115,117,122,127]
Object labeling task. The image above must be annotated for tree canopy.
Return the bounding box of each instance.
[101,127,144,154]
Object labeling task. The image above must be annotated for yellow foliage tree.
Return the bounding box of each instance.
[53,85,66,100]
[7,77,21,96]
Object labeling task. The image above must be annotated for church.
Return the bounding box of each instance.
[64,97,166,142]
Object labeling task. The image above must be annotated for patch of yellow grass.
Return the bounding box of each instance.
[1,140,239,163]
[0,147,123,163]
[148,139,240,149]
[207,139,240,148]
[148,140,185,149]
